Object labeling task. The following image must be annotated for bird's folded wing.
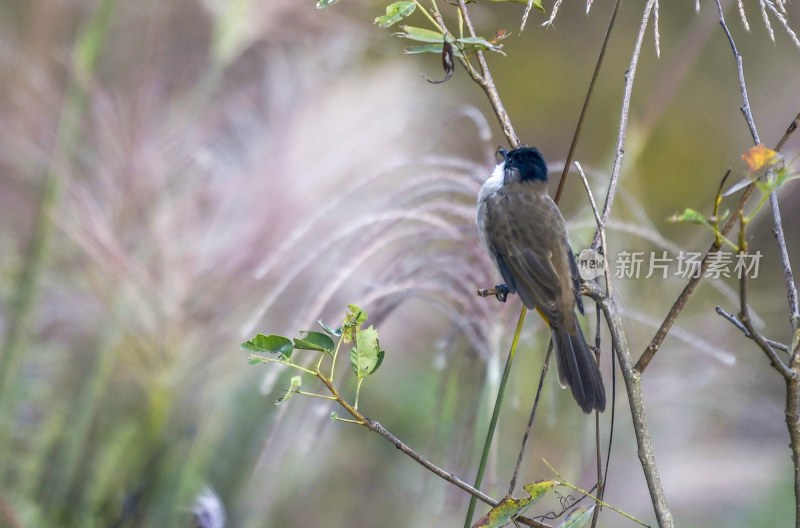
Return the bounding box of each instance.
[488,215,561,325]
[505,248,563,326]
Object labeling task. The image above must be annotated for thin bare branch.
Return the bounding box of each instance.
[739,290,796,380]
[634,60,800,373]
[716,306,789,353]
[508,343,553,496]
[455,0,519,147]
[788,378,800,528]
[316,371,500,507]
[576,162,612,296]
[731,185,800,527]
[737,252,795,380]
[715,0,800,354]
[716,0,760,144]
[576,161,612,527]
[771,188,800,354]
[776,111,800,151]
[592,0,658,249]
[583,282,673,528]
[555,0,624,204]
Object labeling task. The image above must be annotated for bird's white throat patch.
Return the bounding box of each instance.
[488,162,505,188]
[478,162,506,203]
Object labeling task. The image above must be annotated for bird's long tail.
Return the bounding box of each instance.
[552,322,606,413]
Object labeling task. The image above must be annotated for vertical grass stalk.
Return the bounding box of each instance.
[463,306,527,527]
[0,0,119,478]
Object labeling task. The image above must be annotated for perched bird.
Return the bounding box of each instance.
[477,146,606,413]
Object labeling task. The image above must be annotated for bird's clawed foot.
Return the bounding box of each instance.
[494,284,509,302]
[477,284,510,303]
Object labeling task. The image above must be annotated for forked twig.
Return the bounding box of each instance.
[583,282,674,527]
[575,161,614,528]
[737,256,794,380]
[716,306,789,354]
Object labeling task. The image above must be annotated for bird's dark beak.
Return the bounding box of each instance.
[495,147,508,162]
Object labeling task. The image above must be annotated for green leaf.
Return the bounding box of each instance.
[349,326,384,379]
[473,480,557,527]
[318,319,342,337]
[348,304,368,325]
[373,348,386,374]
[275,376,302,405]
[556,505,595,528]
[395,25,447,43]
[472,497,525,528]
[293,331,335,354]
[456,36,505,55]
[374,1,416,29]
[241,334,293,358]
[667,207,708,225]
[521,480,559,502]
[403,44,464,58]
[456,36,497,47]
[330,411,339,421]
[316,0,340,8]
[342,304,367,343]
[247,356,262,365]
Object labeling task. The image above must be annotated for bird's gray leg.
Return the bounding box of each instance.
[476,284,510,303]
[494,284,509,302]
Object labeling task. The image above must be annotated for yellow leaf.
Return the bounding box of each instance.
[742,144,778,172]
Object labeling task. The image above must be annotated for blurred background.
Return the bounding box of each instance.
[1,0,800,526]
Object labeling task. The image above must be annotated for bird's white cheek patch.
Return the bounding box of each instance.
[485,162,505,192]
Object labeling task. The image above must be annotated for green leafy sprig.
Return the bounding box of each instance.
[242,304,385,414]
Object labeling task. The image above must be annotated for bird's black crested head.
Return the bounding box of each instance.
[505,147,548,183]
